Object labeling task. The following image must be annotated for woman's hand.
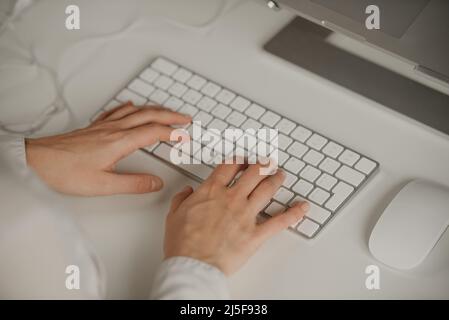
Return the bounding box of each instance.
[164,162,310,275]
[26,102,191,196]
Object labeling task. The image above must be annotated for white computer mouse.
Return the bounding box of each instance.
[369,180,449,270]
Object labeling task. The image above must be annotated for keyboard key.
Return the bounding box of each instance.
[172,68,193,83]
[215,89,236,105]
[306,133,328,150]
[201,82,221,97]
[333,181,354,195]
[140,68,160,83]
[154,75,174,90]
[290,196,331,225]
[302,149,324,166]
[226,111,247,127]
[300,165,321,182]
[296,219,319,238]
[152,58,178,76]
[223,128,243,143]
[103,99,121,111]
[292,179,313,197]
[194,111,213,126]
[142,141,160,153]
[277,118,296,135]
[199,146,223,166]
[197,96,217,112]
[245,103,266,119]
[129,79,155,97]
[308,188,331,205]
[230,96,251,112]
[274,187,294,204]
[278,133,293,151]
[179,104,198,118]
[213,104,232,120]
[306,205,331,225]
[355,157,377,175]
[116,88,147,105]
[257,128,277,142]
[322,141,344,158]
[182,89,203,105]
[164,96,184,111]
[338,149,360,166]
[277,150,289,166]
[187,75,207,90]
[260,111,281,127]
[241,118,262,131]
[168,82,188,98]
[335,165,365,187]
[264,201,285,217]
[208,118,228,131]
[282,171,298,188]
[325,182,354,212]
[149,89,169,105]
[252,141,274,157]
[316,173,337,191]
[291,125,312,142]
[319,157,341,175]
[153,142,173,159]
[284,157,305,174]
[180,163,214,180]
[287,141,309,158]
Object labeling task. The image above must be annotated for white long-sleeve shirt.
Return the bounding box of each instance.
[0,135,229,299]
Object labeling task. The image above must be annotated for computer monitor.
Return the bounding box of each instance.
[264,0,449,135]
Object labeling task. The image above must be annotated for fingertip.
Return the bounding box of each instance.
[300,201,310,212]
[277,169,286,180]
[291,200,310,212]
[182,185,194,193]
[152,176,164,191]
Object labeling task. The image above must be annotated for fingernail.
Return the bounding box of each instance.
[152,178,163,190]
[301,202,310,212]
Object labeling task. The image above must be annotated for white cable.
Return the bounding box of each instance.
[0,0,245,135]
[0,0,77,135]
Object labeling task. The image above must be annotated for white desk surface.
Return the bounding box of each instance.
[1,0,448,299]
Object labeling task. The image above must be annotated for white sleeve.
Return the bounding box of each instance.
[151,257,230,300]
[0,134,105,299]
[0,135,28,176]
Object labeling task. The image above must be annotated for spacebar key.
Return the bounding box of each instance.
[152,143,213,181]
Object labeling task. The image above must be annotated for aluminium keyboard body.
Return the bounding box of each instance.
[91,57,379,239]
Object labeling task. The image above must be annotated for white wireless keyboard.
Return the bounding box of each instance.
[91,57,379,239]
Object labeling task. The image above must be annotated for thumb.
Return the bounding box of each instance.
[100,172,164,195]
[170,186,194,212]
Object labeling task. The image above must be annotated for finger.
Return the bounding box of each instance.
[104,102,139,121]
[117,107,191,129]
[91,102,131,124]
[170,186,194,212]
[254,201,309,242]
[248,170,285,213]
[232,163,270,197]
[100,172,164,195]
[205,159,247,187]
[121,124,189,154]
